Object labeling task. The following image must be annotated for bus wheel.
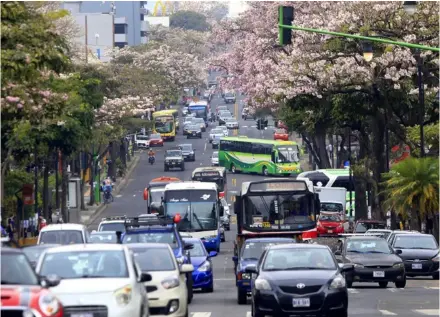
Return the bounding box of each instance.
[231,164,236,173]
[262,166,268,176]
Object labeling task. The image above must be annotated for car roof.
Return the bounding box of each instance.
[346,235,384,240]
[165,181,217,191]
[23,244,61,249]
[1,247,24,254]
[245,238,296,243]
[44,243,126,253]
[40,223,85,232]
[393,233,433,238]
[268,243,328,250]
[125,243,170,249]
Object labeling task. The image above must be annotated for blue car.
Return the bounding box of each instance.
[184,238,218,292]
[232,237,296,304]
[121,216,195,303]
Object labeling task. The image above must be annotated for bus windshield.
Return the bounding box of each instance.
[192,173,225,192]
[242,193,315,231]
[165,190,218,231]
[155,117,174,133]
[277,147,299,163]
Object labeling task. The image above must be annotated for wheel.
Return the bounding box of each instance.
[192,156,196,161]
[262,166,268,176]
[395,279,406,288]
[329,308,348,317]
[433,272,439,280]
[216,246,220,253]
[346,279,353,288]
[251,300,264,317]
[231,164,236,173]
[199,135,202,139]
[187,136,190,139]
[187,274,193,304]
[237,288,247,305]
[226,226,230,231]
[379,281,388,288]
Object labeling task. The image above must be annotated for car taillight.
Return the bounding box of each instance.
[237,272,242,280]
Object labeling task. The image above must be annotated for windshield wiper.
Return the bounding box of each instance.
[79,275,114,278]
[347,250,365,253]
[365,251,390,254]
[285,267,325,270]
[192,211,204,230]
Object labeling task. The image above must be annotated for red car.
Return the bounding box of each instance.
[273,128,289,141]
[317,213,345,236]
[1,247,64,317]
[149,133,164,147]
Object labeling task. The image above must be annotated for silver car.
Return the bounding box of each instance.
[224,117,239,129]
[209,128,225,143]
[211,151,219,166]
[217,126,229,136]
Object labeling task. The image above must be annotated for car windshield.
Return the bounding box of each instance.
[225,93,234,97]
[355,222,386,233]
[39,230,84,245]
[189,125,200,130]
[185,241,206,257]
[263,248,336,271]
[179,145,192,151]
[217,107,227,111]
[39,250,128,279]
[242,241,292,260]
[90,233,118,244]
[277,147,299,163]
[212,151,219,158]
[1,253,39,285]
[122,231,178,248]
[149,187,164,204]
[137,135,149,141]
[393,235,438,249]
[166,150,182,157]
[129,247,175,271]
[319,214,342,222]
[194,118,204,123]
[150,134,161,140]
[321,203,344,213]
[99,222,125,232]
[22,246,55,263]
[346,239,392,254]
[212,129,223,134]
[224,118,235,122]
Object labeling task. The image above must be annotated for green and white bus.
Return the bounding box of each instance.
[218,137,302,176]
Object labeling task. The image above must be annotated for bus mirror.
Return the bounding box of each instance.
[143,188,148,201]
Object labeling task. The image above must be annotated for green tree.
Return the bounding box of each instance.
[381,157,439,232]
[170,11,210,31]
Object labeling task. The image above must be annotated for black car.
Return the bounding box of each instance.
[334,236,406,288]
[164,149,185,171]
[246,244,352,317]
[22,244,60,269]
[389,233,439,279]
[186,125,202,139]
[178,144,196,161]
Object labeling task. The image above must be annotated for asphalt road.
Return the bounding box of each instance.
[89,91,439,317]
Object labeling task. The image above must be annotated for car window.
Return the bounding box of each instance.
[185,241,206,257]
[242,241,293,260]
[346,239,392,254]
[90,233,118,244]
[130,247,176,271]
[39,230,84,245]
[393,235,438,249]
[179,145,192,151]
[99,222,125,232]
[39,250,128,279]
[166,150,182,157]
[262,248,336,270]
[123,231,178,248]
[319,214,342,222]
[2,253,39,285]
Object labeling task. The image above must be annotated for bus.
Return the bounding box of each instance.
[218,137,302,176]
[188,101,209,122]
[191,167,227,199]
[160,109,179,131]
[163,182,222,252]
[233,179,320,257]
[152,110,176,141]
[297,169,369,219]
[143,177,181,214]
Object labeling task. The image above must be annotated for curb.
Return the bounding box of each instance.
[84,154,141,226]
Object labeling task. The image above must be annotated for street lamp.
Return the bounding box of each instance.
[403,1,417,15]
[362,42,373,62]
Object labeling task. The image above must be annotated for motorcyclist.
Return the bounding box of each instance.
[148,149,155,157]
[102,177,113,199]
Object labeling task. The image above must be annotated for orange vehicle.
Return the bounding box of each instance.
[143,177,181,214]
[273,128,289,141]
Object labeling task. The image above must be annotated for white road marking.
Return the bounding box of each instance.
[425,286,440,290]
[115,195,122,198]
[246,312,252,317]
[388,288,400,292]
[242,125,248,128]
[347,288,359,294]
[414,310,440,316]
[379,310,397,315]
[251,125,256,128]
[191,313,211,317]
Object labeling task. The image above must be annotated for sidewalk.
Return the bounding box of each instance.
[80,153,141,225]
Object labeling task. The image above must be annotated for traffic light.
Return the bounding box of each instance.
[257,119,263,130]
[278,6,294,45]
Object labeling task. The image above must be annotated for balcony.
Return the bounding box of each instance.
[114,17,127,24]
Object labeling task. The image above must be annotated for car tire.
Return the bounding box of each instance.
[192,156,196,162]
[252,301,264,317]
[187,136,190,139]
[221,235,225,242]
[346,278,353,288]
[164,166,168,172]
[379,281,388,288]
[432,272,439,280]
[181,164,185,171]
[237,288,247,305]
[187,274,193,304]
[329,308,348,317]
[205,283,214,293]
[395,279,406,288]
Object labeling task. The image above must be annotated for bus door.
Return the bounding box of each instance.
[271,149,279,163]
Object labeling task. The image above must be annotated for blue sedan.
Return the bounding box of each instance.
[184,238,217,292]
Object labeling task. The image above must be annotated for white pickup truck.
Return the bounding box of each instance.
[314,187,347,217]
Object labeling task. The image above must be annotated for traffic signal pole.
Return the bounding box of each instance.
[278,6,439,52]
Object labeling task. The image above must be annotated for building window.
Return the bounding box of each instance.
[114,42,128,48]
[114,24,126,34]
[140,31,148,37]
[140,14,144,21]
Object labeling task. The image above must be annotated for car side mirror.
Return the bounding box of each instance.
[334,250,342,256]
[139,272,152,283]
[40,274,61,288]
[184,243,194,250]
[180,264,194,273]
[245,264,258,274]
[394,249,403,255]
[232,256,238,263]
[338,263,354,272]
[208,251,218,258]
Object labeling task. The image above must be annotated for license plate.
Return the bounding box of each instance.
[171,162,175,165]
[328,230,333,233]
[72,314,93,317]
[373,271,385,277]
[412,263,423,269]
[292,298,310,307]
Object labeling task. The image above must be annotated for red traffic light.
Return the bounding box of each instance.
[173,213,182,223]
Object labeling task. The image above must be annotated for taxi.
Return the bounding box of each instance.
[273,128,289,141]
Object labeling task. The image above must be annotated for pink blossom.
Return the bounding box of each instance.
[39,90,51,98]
[6,96,20,103]
[17,103,24,109]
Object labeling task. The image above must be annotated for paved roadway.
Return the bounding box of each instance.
[89,90,439,317]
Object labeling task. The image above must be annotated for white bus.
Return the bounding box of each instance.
[163,182,222,252]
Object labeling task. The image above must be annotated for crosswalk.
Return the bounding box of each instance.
[190,309,440,317]
[348,286,439,294]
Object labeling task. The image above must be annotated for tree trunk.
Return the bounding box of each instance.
[1,147,13,213]
[108,142,117,181]
[42,164,50,219]
[61,153,68,222]
[120,139,127,168]
[312,131,331,169]
[410,208,420,231]
[88,153,95,206]
[55,151,60,210]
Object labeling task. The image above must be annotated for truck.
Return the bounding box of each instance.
[314,187,347,216]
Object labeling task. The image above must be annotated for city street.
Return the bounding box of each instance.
[88,90,439,317]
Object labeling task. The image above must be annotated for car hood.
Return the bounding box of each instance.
[238,258,258,271]
[165,156,183,160]
[191,256,208,268]
[150,139,162,142]
[397,248,438,260]
[181,150,193,154]
[346,253,402,265]
[51,278,130,295]
[261,270,336,286]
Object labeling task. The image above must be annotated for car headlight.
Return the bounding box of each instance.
[176,256,184,264]
[254,278,272,291]
[114,285,132,306]
[353,263,364,268]
[432,254,439,262]
[38,293,60,316]
[329,273,346,289]
[198,261,212,272]
[393,262,404,268]
[161,276,180,289]
[241,273,251,280]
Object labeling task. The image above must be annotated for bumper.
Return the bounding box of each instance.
[253,287,347,317]
[183,154,195,161]
[148,289,186,317]
[202,238,219,251]
[150,142,164,146]
[348,267,406,283]
[237,279,252,292]
[192,270,213,289]
[165,162,184,169]
[404,260,439,276]
[187,133,201,138]
[317,227,344,235]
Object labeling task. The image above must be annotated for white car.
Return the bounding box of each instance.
[182,107,188,116]
[136,135,150,149]
[209,128,225,143]
[217,126,229,136]
[126,243,194,317]
[224,117,239,129]
[211,151,219,166]
[38,223,89,245]
[98,216,127,232]
[36,244,150,317]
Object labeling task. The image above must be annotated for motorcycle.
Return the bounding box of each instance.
[149,156,155,165]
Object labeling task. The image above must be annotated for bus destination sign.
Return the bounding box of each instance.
[195,171,219,177]
[249,181,306,192]
[155,116,172,122]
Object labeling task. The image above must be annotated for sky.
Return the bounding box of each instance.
[228,1,248,18]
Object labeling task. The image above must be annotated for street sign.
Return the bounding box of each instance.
[22,184,34,205]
